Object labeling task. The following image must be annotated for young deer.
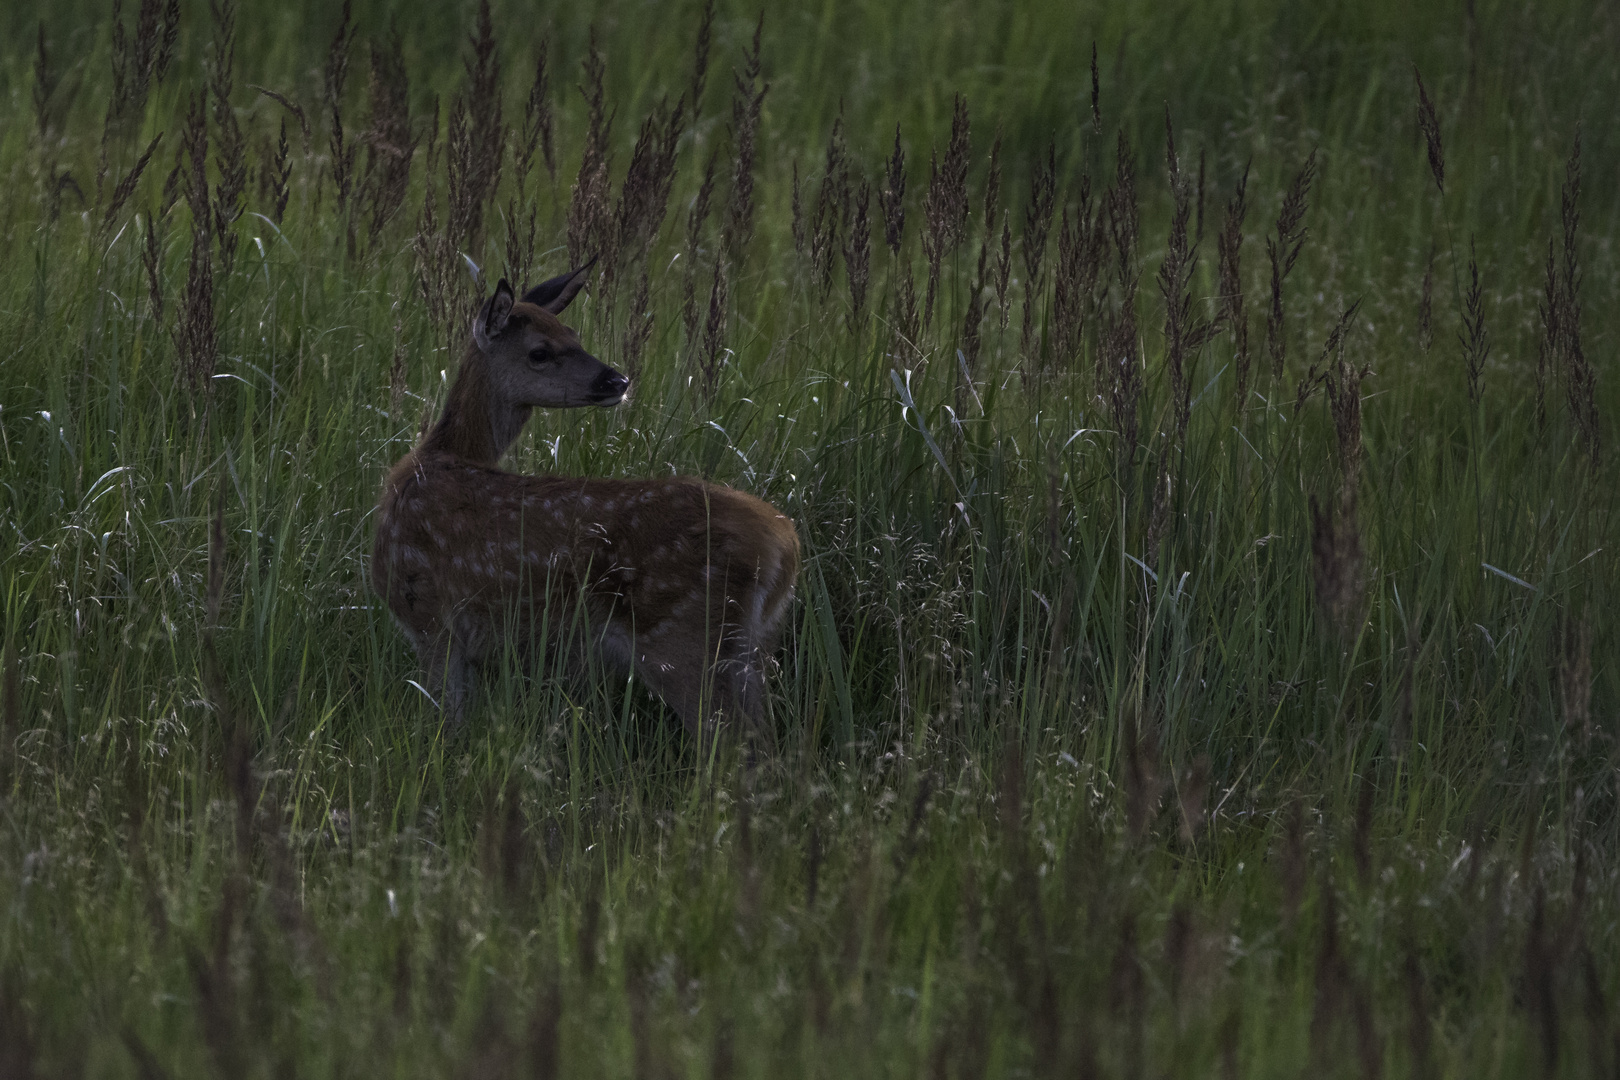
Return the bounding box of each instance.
[372,266,799,742]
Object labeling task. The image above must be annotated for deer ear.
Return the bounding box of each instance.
[473,279,516,351]
[521,257,596,314]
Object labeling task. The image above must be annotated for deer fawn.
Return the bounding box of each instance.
[372,265,799,743]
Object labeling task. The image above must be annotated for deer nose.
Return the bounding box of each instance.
[591,367,630,404]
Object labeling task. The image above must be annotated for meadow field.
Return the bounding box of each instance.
[0,0,1616,1075]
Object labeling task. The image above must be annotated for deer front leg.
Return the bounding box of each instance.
[419,632,475,730]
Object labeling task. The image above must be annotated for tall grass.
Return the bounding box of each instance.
[0,0,1616,1075]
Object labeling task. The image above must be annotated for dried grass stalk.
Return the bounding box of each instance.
[1218,163,1251,408]
[1019,143,1057,361]
[1535,239,1556,432]
[994,213,1012,330]
[322,1,358,216]
[721,15,767,262]
[890,264,919,366]
[1050,177,1099,370]
[1090,42,1102,134]
[1414,66,1445,195]
[566,34,612,270]
[107,0,172,133]
[958,134,1000,369]
[614,99,685,272]
[209,0,245,275]
[413,170,457,342]
[360,26,415,244]
[1558,132,1599,466]
[1459,238,1489,406]
[1158,110,1199,438]
[175,93,217,395]
[1105,133,1141,459]
[621,265,654,382]
[921,95,970,328]
[700,259,729,400]
[809,117,848,298]
[688,0,716,120]
[880,126,906,256]
[446,0,506,257]
[790,160,805,258]
[844,178,872,329]
[682,149,719,344]
[143,208,165,327]
[1265,149,1317,379]
[268,119,292,224]
[518,37,555,188]
[101,134,162,235]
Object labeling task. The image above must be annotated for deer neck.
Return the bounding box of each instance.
[420,347,532,467]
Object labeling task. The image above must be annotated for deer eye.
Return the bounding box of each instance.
[527,346,555,365]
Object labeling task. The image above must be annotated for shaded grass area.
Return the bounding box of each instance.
[0,0,1616,1075]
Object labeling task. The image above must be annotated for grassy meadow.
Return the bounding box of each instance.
[0,0,1617,1074]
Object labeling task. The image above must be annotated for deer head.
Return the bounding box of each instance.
[422,263,629,466]
[472,262,629,410]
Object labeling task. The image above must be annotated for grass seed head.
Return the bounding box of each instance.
[688,0,716,120]
[516,37,555,189]
[1414,65,1445,195]
[360,27,415,243]
[1557,130,1599,467]
[809,116,848,298]
[921,94,971,326]
[622,264,654,381]
[1218,162,1251,407]
[269,118,292,224]
[700,259,730,399]
[994,212,1012,329]
[881,125,906,255]
[175,91,217,395]
[322,1,357,213]
[1459,237,1489,406]
[102,134,161,236]
[1265,148,1317,379]
[1535,239,1557,431]
[1019,142,1057,359]
[566,34,611,271]
[1090,41,1102,134]
[1051,181,1099,371]
[844,177,872,329]
[721,15,767,262]
[209,0,245,273]
[790,159,805,257]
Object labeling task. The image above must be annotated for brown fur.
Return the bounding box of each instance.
[372,283,799,740]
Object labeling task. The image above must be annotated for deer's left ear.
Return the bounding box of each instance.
[521,258,595,314]
[473,279,516,352]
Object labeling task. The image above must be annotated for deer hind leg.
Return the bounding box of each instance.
[630,636,722,745]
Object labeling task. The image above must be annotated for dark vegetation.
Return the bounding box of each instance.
[0,0,1616,1074]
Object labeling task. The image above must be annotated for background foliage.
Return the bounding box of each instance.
[0,0,1616,1075]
